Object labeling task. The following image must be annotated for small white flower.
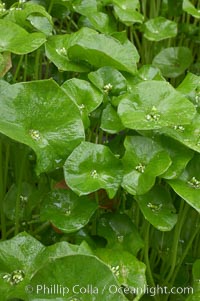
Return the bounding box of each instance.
[103,83,113,94]
[90,169,98,178]
[187,177,200,189]
[135,163,146,173]
[29,129,41,141]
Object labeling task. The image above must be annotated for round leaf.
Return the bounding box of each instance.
[113,0,144,25]
[152,47,193,78]
[0,79,85,173]
[168,154,200,213]
[95,248,146,299]
[62,78,103,113]
[67,27,139,74]
[97,213,144,255]
[45,34,89,72]
[122,136,171,195]
[40,190,98,233]
[64,142,123,198]
[30,254,126,300]
[160,113,200,153]
[118,80,196,130]
[88,66,127,96]
[144,17,177,41]
[0,19,46,54]
[136,185,178,231]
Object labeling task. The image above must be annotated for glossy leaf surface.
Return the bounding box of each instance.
[122,136,171,195]
[41,190,98,233]
[64,142,123,198]
[168,155,200,212]
[101,104,125,133]
[113,0,144,25]
[118,80,196,130]
[0,79,85,173]
[67,27,139,74]
[0,19,46,54]
[152,47,193,78]
[183,0,200,18]
[136,185,177,231]
[144,17,177,41]
[97,213,144,255]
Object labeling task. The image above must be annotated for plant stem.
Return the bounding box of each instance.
[144,222,160,301]
[0,141,6,240]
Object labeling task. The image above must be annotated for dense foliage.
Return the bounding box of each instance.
[0,0,200,301]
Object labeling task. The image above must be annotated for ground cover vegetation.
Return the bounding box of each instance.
[0,0,200,300]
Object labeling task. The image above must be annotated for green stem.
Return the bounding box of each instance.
[0,141,6,240]
[144,222,160,301]
[13,55,24,82]
[14,151,27,235]
[34,49,41,80]
[163,200,189,286]
[171,218,200,285]
[48,0,54,13]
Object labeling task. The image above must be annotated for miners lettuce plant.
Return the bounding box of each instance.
[0,0,200,301]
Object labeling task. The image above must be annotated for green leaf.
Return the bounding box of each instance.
[97,213,144,255]
[113,0,144,25]
[95,248,146,298]
[176,72,200,109]
[136,185,177,231]
[67,27,139,74]
[82,12,117,34]
[6,2,53,35]
[143,17,177,41]
[138,65,165,81]
[0,19,46,54]
[40,190,98,233]
[30,255,126,300]
[118,80,196,130]
[122,136,171,195]
[152,47,193,78]
[63,142,123,198]
[168,154,200,213]
[0,79,85,174]
[160,113,200,153]
[101,104,125,134]
[88,66,127,96]
[45,34,89,72]
[155,136,194,179]
[183,0,200,19]
[0,232,44,300]
[62,78,103,113]
[72,0,97,15]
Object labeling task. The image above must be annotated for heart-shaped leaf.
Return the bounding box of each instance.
[136,185,177,231]
[138,65,165,81]
[168,154,200,213]
[152,47,193,78]
[97,213,144,255]
[64,142,123,198]
[122,136,171,195]
[118,80,196,130]
[0,19,46,54]
[67,27,139,74]
[0,79,85,174]
[144,17,177,41]
[40,190,98,233]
